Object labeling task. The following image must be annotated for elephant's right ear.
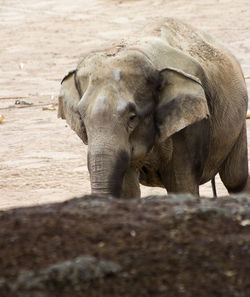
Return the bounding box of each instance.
[58,70,88,144]
[155,67,210,142]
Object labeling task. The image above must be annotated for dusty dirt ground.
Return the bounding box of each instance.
[1,0,250,209]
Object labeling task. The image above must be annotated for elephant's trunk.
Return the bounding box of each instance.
[88,146,130,198]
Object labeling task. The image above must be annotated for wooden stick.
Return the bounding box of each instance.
[247,111,250,119]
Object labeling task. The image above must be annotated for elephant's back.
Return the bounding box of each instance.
[159,18,235,68]
[147,18,248,183]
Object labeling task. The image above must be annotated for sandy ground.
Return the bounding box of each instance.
[0,0,250,210]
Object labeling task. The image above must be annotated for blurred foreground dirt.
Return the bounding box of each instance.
[0,0,250,209]
[1,194,250,296]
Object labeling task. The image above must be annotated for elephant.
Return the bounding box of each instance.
[58,18,249,198]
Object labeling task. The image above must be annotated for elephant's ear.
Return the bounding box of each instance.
[156,67,209,142]
[58,70,88,144]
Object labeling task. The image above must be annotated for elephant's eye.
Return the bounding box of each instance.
[127,113,138,132]
[129,114,137,121]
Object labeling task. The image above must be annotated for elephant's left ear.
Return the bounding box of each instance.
[156,67,209,142]
[58,70,88,144]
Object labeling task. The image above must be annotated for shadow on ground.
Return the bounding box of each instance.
[1,194,250,297]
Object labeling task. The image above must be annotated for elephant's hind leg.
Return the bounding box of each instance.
[219,123,249,193]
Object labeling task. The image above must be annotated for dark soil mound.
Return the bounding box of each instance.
[1,194,250,297]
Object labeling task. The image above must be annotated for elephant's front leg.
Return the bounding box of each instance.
[160,123,209,196]
[162,167,200,196]
[121,167,141,198]
[160,142,201,196]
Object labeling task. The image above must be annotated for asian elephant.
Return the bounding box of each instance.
[58,18,249,198]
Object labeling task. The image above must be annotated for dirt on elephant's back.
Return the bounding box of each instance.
[1,194,250,297]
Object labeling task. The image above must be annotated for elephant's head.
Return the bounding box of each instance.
[58,47,209,197]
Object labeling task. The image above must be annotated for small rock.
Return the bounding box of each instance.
[0,114,5,123]
[240,219,250,226]
[11,256,122,292]
[130,230,136,237]
[19,63,24,70]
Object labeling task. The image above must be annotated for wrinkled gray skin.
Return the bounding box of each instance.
[58,18,249,198]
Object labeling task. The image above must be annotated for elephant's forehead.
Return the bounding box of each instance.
[77,51,155,99]
[82,52,147,78]
[91,94,127,114]
[91,95,108,115]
